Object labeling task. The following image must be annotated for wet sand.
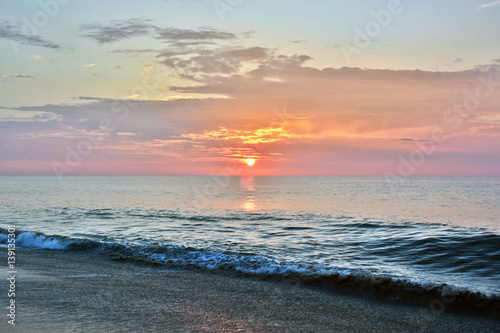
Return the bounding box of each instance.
[1,249,498,332]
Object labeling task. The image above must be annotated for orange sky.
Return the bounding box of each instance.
[3,66,499,177]
[1,2,500,177]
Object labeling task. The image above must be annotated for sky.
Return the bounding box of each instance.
[0,0,499,177]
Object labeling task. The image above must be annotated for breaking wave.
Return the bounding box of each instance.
[1,228,498,317]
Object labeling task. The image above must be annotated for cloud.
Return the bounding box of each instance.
[160,47,271,76]
[476,0,500,11]
[31,55,53,63]
[80,21,252,80]
[466,124,500,137]
[158,45,310,81]
[152,28,247,78]
[4,62,500,176]
[163,51,311,85]
[181,126,293,144]
[12,74,33,78]
[472,114,500,123]
[168,41,217,48]
[155,28,236,42]
[81,18,239,46]
[399,138,431,142]
[110,49,159,54]
[0,109,61,122]
[220,47,268,60]
[80,21,243,80]
[80,18,157,44]
[148,27,269,79]
[0,19,60,49]
[1,74,34,79]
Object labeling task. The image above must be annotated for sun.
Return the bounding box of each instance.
[246,158,255,166]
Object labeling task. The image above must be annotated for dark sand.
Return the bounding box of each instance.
[1,249,498,333]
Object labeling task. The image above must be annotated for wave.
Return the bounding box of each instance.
[1,228,499,318]
[0,231,67,250]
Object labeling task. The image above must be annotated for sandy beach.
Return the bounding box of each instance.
[1,249,498,333]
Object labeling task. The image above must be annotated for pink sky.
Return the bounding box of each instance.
[1,3,499,177]
[2,66,499,177]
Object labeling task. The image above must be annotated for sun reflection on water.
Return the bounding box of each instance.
[243,198,255,211]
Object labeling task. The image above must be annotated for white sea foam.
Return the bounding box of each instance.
[16,232,67,250]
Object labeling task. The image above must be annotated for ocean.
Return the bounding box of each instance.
[1,176,499,304]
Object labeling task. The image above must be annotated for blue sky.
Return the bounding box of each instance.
[1,0,499,106]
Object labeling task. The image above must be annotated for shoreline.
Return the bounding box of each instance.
[1,249,498,332]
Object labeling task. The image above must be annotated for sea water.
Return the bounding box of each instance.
[1,176,499,296]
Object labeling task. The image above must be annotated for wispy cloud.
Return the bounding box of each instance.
[31,55,53,63]
[80,18,156,44]
[155,27,236,42]
[0,19,60,49]
[80,18,240,56]
[476,0,500,11]
[0,109,60,122]
[142,66,155,73]
[110,49,159,54]
[1,74,34,79]
[180,126,293,144]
